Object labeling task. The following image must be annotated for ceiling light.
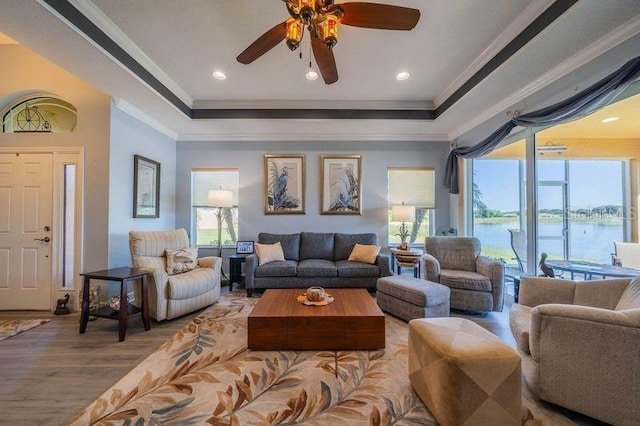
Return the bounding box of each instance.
[305,70,319,80]
[212,71,227,80]
[601,116,619,123]
[396,71,410,81]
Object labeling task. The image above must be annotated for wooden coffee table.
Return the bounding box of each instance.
[248,288,385,350]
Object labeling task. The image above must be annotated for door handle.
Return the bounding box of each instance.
[34,237,50,242]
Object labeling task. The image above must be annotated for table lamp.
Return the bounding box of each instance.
[208,189,234,258]
[392,204,415,250]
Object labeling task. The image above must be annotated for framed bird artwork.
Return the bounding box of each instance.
[264,154,306,215]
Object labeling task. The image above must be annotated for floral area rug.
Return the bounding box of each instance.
[71,292,436,425]
[0,319,50,341]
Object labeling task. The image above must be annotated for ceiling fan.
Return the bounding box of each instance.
[236,0,421,85]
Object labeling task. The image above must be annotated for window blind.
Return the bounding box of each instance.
[388,168,435,208]
[191,169,239,207]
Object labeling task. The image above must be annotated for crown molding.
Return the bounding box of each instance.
[176,132,450,143]
[192,99,435,110]
[435,0,556,108]
[114,98,178,140]
[66,0,193,107]
[448,14,640,140]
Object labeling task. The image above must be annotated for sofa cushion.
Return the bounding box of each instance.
[258,233,300,261]
[335,260,380,278]
[440,270,492,292]
[255,242,286,265]
[300,232,335,261]
[297,259,337,278]
[616,276,640,310]
[165,248,199,275]
[348,243,380,264]
[255,260,298,277]
[167,268,218,300]
[334,233,377,261]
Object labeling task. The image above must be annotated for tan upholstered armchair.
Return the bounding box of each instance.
[422,236,504,312]
[129,228,221,321]
[510,276,640,425]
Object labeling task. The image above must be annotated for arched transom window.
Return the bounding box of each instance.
[2,96,77,133]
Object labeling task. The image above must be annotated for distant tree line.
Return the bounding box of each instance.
[472,172,622,219]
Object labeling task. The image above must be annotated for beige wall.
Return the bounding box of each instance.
[0,44,112,274]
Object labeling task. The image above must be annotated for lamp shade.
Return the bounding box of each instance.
[392,205,415,223]
[208,189,233,208]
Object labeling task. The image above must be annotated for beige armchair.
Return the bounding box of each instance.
[422,236,504,312]
[129,228,221,321]
[510,276,640,425]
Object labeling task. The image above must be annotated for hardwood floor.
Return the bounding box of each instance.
[0,287,600,425]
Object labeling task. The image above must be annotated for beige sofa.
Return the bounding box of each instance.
[129,228,221,321]
[422,236,505,312]
[510,276,640,425]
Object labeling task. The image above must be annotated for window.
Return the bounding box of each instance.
[191,169,239,247]
[388,168,435,246]
[2,96,77,133]
[62,164,76,287]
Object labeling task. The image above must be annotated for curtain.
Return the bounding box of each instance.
[444,55,640,194]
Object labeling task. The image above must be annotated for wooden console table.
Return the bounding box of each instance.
[79,267,150,342]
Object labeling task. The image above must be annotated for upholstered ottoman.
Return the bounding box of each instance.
[376,275,450,321]
[408,318,522,426]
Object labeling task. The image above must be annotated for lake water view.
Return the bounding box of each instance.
[474,220,623,265]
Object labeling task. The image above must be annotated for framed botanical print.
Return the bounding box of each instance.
[264,154,305,214]
[321,155,362,215]
[133,155,160,218]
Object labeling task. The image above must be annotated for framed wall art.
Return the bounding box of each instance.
[236,240,255,254]
[321,155,362,215]
[133,154,160,218]
[264,154,305,214]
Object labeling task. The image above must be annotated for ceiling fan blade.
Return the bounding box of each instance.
[311,36,338,85]
[338,2,420,30]
[237,20,288,64]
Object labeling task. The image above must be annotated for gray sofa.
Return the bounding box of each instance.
[245,232,391,296]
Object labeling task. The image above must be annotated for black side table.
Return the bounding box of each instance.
[79,267,150,342]
[228,254,247,290]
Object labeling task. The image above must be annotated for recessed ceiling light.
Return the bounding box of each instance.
[212,71,227,80]
[601,116,619,123]
[305,70,319,81]
[396,71,410,81]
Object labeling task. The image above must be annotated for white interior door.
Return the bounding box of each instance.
[0,153,53,310]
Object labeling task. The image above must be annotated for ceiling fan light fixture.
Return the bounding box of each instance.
[317,15,338,48]
[305,70,319,80]
[212,70,227,80]
[286,19,303,50]
[396,71,410,81]
[298,0,316,24]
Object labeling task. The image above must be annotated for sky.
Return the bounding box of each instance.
[474,159,623,212]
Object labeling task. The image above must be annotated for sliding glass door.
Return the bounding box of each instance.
[470,91,638,278]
